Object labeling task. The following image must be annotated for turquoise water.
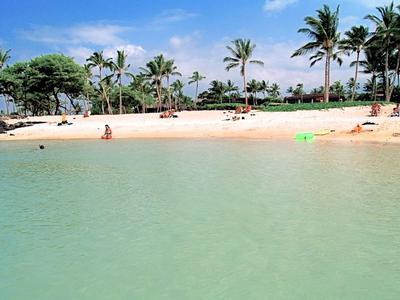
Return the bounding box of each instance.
[1,139,399,299]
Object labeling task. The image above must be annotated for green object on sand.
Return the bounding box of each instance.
[295,132,315,141]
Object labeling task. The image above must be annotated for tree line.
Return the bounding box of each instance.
[1,2,400,115]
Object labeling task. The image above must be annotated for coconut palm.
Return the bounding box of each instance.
[171,79,185,109]
[223,38,264,106]
[0,49,11,69]
[246,79,259,104]
[365,2,397,101]
[292,5,343,102]
[225,80,239,102]
[209,80,227,103]
[111,50,133,114]
[83,64,93,111]
[98,74,114,115]
[188,71,206,105]
[165,59,181,110]
[140,54,168,112]
[330,80,345,100]
[340,26,369,101]
[259,80,269,99]
[360,46,382,101]
[346,78,360,97]
[131,74,154,113]
[269,83,281,99]
[86,51,113,114]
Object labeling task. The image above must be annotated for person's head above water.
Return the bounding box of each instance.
[39,145,45,149]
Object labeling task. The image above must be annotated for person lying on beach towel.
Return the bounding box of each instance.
[235,106,243,114]
[160,109,176,118]
[351,124,363,134]
[389,104,400,117]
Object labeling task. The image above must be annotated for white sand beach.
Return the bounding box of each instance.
[1,105,400,143]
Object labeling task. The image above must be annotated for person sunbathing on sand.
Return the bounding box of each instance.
[101,124,112,139]
[352,124,363,134]
[389,104,400,117]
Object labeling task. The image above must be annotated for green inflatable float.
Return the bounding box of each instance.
[295,132,315,141]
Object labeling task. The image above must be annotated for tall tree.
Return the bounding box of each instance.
[86,51,113,114]
[171,79,185,110]
[188,71,206,105]
[140,54,168,112]
[292,5,343,102]
[365,2,397,101]
[208,80,227,102]
[359,46,382,101]
[340,26,369,101]
[246,79,259,104]
[112,50,133,114]
[269,83,281,99]
[225,80,239,102]
[165,59,181,110]
[223,38,264,106]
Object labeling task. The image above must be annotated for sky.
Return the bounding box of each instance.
[1,0,399,95]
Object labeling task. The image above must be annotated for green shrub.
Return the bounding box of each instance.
[261,101,388,112]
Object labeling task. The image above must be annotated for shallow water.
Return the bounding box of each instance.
[0,139,399,300]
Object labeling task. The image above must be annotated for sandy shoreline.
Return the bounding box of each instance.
[1,106,400,144]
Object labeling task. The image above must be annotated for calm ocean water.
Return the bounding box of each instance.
[1,139,399,299]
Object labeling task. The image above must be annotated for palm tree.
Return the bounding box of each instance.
[86,51,113,114]
[140,54,168,112]
[246,79,259,104]
[259,80,269,99]
[165,59,181,110]
[225,80,239,102]
[83,64,93,111]
[223,38,264,106]
[0,49,11,69]
[131,74,154,113]
[98,74,114,114]
[365,2,397,101]
[209,80,227,102]
[0,49,11,114]
[330,80,345,101]
[346,78,359,98]
[292,5,343,102]
[269,83,281,99]
[360,46,382,101]
[112,50,133,114]
[188,71,206,105]
[340,26,369,101]
[171,79,185,110]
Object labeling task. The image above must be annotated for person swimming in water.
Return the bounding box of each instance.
[101,124,112,139]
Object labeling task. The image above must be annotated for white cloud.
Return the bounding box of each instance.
[153,9,197,25]
[22,23,134,46]
[263,0,298,12]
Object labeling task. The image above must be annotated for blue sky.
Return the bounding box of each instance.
[1,0,399,93]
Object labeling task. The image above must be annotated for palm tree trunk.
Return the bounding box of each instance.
[167,76,172,110]
[385,45,390,102]
[389,49,400,100]
[99,67,105,115]
[324,51,331,103]
[155,82,162,112]
[243,63,248,106]
[352,51,360,101]
[119,76,123,114]
[372,73,377,102]
[195,81,199,108]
